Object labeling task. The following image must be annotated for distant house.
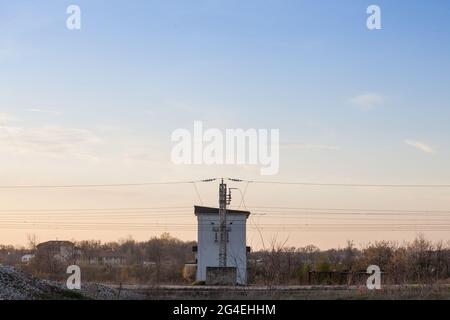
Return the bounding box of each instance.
[36,241,77,263]
[21,254,35,264]
[87,252,126,266]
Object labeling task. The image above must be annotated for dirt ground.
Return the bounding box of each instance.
[115,284,450,300]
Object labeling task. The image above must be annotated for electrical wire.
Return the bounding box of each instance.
[0,178,217,189]
[229,178,450,188]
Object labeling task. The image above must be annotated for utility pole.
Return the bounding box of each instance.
[218,178,231,267]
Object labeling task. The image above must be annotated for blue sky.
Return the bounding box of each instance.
[1,1,450,247]
[2,1,450,140]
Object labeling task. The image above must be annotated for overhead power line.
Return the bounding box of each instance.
[247,207,450,216]
[2,205,450,214]
[1,177,449,189]
[248,206,450,213]
[230,178,450,188]
[1,222,450,232]
[0,206,192,212]
[0,178,217,189]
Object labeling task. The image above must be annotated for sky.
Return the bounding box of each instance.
[1,0,450,249]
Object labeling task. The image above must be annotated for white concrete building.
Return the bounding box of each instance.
[194,206,250,285]
[87,252,126,265]
[21,254,35,264]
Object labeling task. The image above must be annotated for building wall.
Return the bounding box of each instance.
[206,267,237,285]
[59,245,75,262]
[196,213,248,285]
[36,242,76,263]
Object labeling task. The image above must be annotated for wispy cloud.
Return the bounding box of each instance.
[0,125,101,158]
[404,140,435,154]
[350,93,384,111]
[28,108,61,115]
[125,152,163,165]
[0,112,21,122]
[281,143,339,151]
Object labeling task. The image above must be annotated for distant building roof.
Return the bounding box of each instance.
[194,206,250,217]
[36,241,74,248]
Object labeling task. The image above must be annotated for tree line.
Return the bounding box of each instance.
[1,234,449,285]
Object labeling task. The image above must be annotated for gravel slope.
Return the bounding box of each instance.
[0,265,143,300]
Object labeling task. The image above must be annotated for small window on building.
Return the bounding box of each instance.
[214,232,218,243]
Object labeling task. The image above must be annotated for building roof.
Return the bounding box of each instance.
[36,241,74,248]
[194,206,250,217]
